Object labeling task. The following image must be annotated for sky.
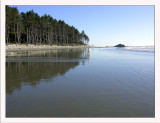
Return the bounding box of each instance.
[10,5,154,46]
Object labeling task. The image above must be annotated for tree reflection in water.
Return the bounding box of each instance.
[6,48,89,94]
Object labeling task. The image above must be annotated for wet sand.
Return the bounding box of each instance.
[6,48,154,117]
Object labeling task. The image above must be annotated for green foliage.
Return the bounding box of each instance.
[6,6,89,45]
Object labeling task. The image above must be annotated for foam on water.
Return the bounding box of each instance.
[124,46,154,52]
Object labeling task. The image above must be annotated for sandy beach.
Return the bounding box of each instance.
[6,44,92,52]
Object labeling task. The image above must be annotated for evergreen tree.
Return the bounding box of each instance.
[6,6,89,45]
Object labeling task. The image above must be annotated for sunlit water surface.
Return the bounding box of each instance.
[6,47,154,117]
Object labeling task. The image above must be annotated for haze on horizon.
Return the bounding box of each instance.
[10,5,154,47]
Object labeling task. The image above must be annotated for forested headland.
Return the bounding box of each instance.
[6,6,89,46]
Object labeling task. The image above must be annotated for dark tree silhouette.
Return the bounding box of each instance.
[6,6,89,46]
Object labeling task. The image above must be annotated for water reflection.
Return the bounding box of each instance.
[6,48,89,62]
[6,48,154,117]
[6,48,89,94]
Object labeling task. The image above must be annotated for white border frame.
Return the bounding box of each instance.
[1,0,160,122]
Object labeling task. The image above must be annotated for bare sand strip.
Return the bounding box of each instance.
[6,44,95,52]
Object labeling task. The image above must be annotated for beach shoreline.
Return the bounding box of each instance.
[6,44,96,52]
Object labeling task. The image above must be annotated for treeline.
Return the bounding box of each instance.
[6,6,89,45]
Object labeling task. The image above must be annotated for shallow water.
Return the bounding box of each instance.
[6,48,154,117]
[124,46,154,52]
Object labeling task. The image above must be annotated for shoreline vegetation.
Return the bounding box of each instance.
[6,6,89,46]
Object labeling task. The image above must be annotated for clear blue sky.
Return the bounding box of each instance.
[10,5,154,46]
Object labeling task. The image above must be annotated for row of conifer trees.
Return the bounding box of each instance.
[6,6,89,45]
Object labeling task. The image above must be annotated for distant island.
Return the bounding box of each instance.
[114,44,125,47]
